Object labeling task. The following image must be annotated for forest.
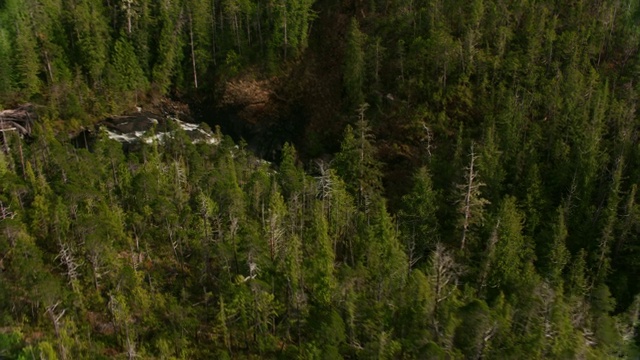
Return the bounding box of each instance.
[1,0,640,358]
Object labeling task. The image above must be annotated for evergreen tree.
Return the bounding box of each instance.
[0,0,639,356]
[488,196,532,293]
[278,142,304,199]
[0,26,14,96]
[152,0,184,94]
[304,202,335,308]
[333,105,383,212]
[344,18,366,109]
[69,0,111,86]
[112,36,148,93]
[399,166,439,269]
[13,11,42,97]
[545,206,570,288]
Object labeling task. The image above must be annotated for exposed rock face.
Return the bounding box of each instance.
[101,112,217,145]
[71,102,218,150]
[0,100,219,152]
[2,102,218,151]
[98,112,218,144]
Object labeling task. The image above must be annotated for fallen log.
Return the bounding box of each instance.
[0,104,37,136]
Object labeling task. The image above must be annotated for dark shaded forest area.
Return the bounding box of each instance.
[1,0,640,358]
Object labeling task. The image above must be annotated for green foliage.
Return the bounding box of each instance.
[71,0,110,85]
[0,330,25,358]
[111,37,148,92]
[1,107,638,357]
[152,0,184,94]
[269,0,316,62]
[543,206,570,288]
[489,196,532,293]
[399,166,439,265]
[0,0,639,357]
[0,150,7,176]
[453,299,492,358]
[333,108,382,210]
[0,27,14,96]
[278,142,304,198]
[13,12,41,97]
[343,19,366,109]
[0,0,318,111]
[305,203,336,307]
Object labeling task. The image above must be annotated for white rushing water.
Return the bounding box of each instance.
[106,117,219,145]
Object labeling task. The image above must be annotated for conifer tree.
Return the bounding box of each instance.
[428,242,460,347]
[152,0,184,94]
[112,36,148,93]
[14,12,41,97]
[304,202,335,307]
[546,206,570,288]
[265,182,287,264]
[399,166,439,270]
[344,18,366,109]
[594,155,623,284]
[333,105,383,212]
[70,0,111,86]
[278,142,304,199]
[365,199,407,301]
[478,122,504,204]
[489,196,532,292]
[0,26,14,96]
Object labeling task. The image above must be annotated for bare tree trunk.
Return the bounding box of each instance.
[461,144,477,250]
[189,13,198,88]
[126,0,132,35]
[257,2,263,54]
[43,49,54,84]
[283,1,288,60]
[46,302,68,360]
[17,136,25,179]
[1,118,7,154]
[246,12,251,45]
[211,0,217,64]
[234,13,240,51]
[430,243,458,342]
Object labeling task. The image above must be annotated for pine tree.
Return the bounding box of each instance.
[489,196,532,293]
[0,26,14,96]
[152,0,184,94]
[278,142,304,199]
[13,12,41,97]
[112,36,148,93]
[70,0,111,86]
[185,0,213,89]
[265,182,286,264]
[344,18,366,109]
[365,199,407,301]
[546,206,570,288]
[594,155,623,284]
[453,299,493,359]
[399,166,439,270]
[316,161,356,264]
[333,105,383,212]
[304,202,335,307]
[478,121,504,204]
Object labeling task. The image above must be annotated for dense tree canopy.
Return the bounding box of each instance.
[1,0,640,358]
